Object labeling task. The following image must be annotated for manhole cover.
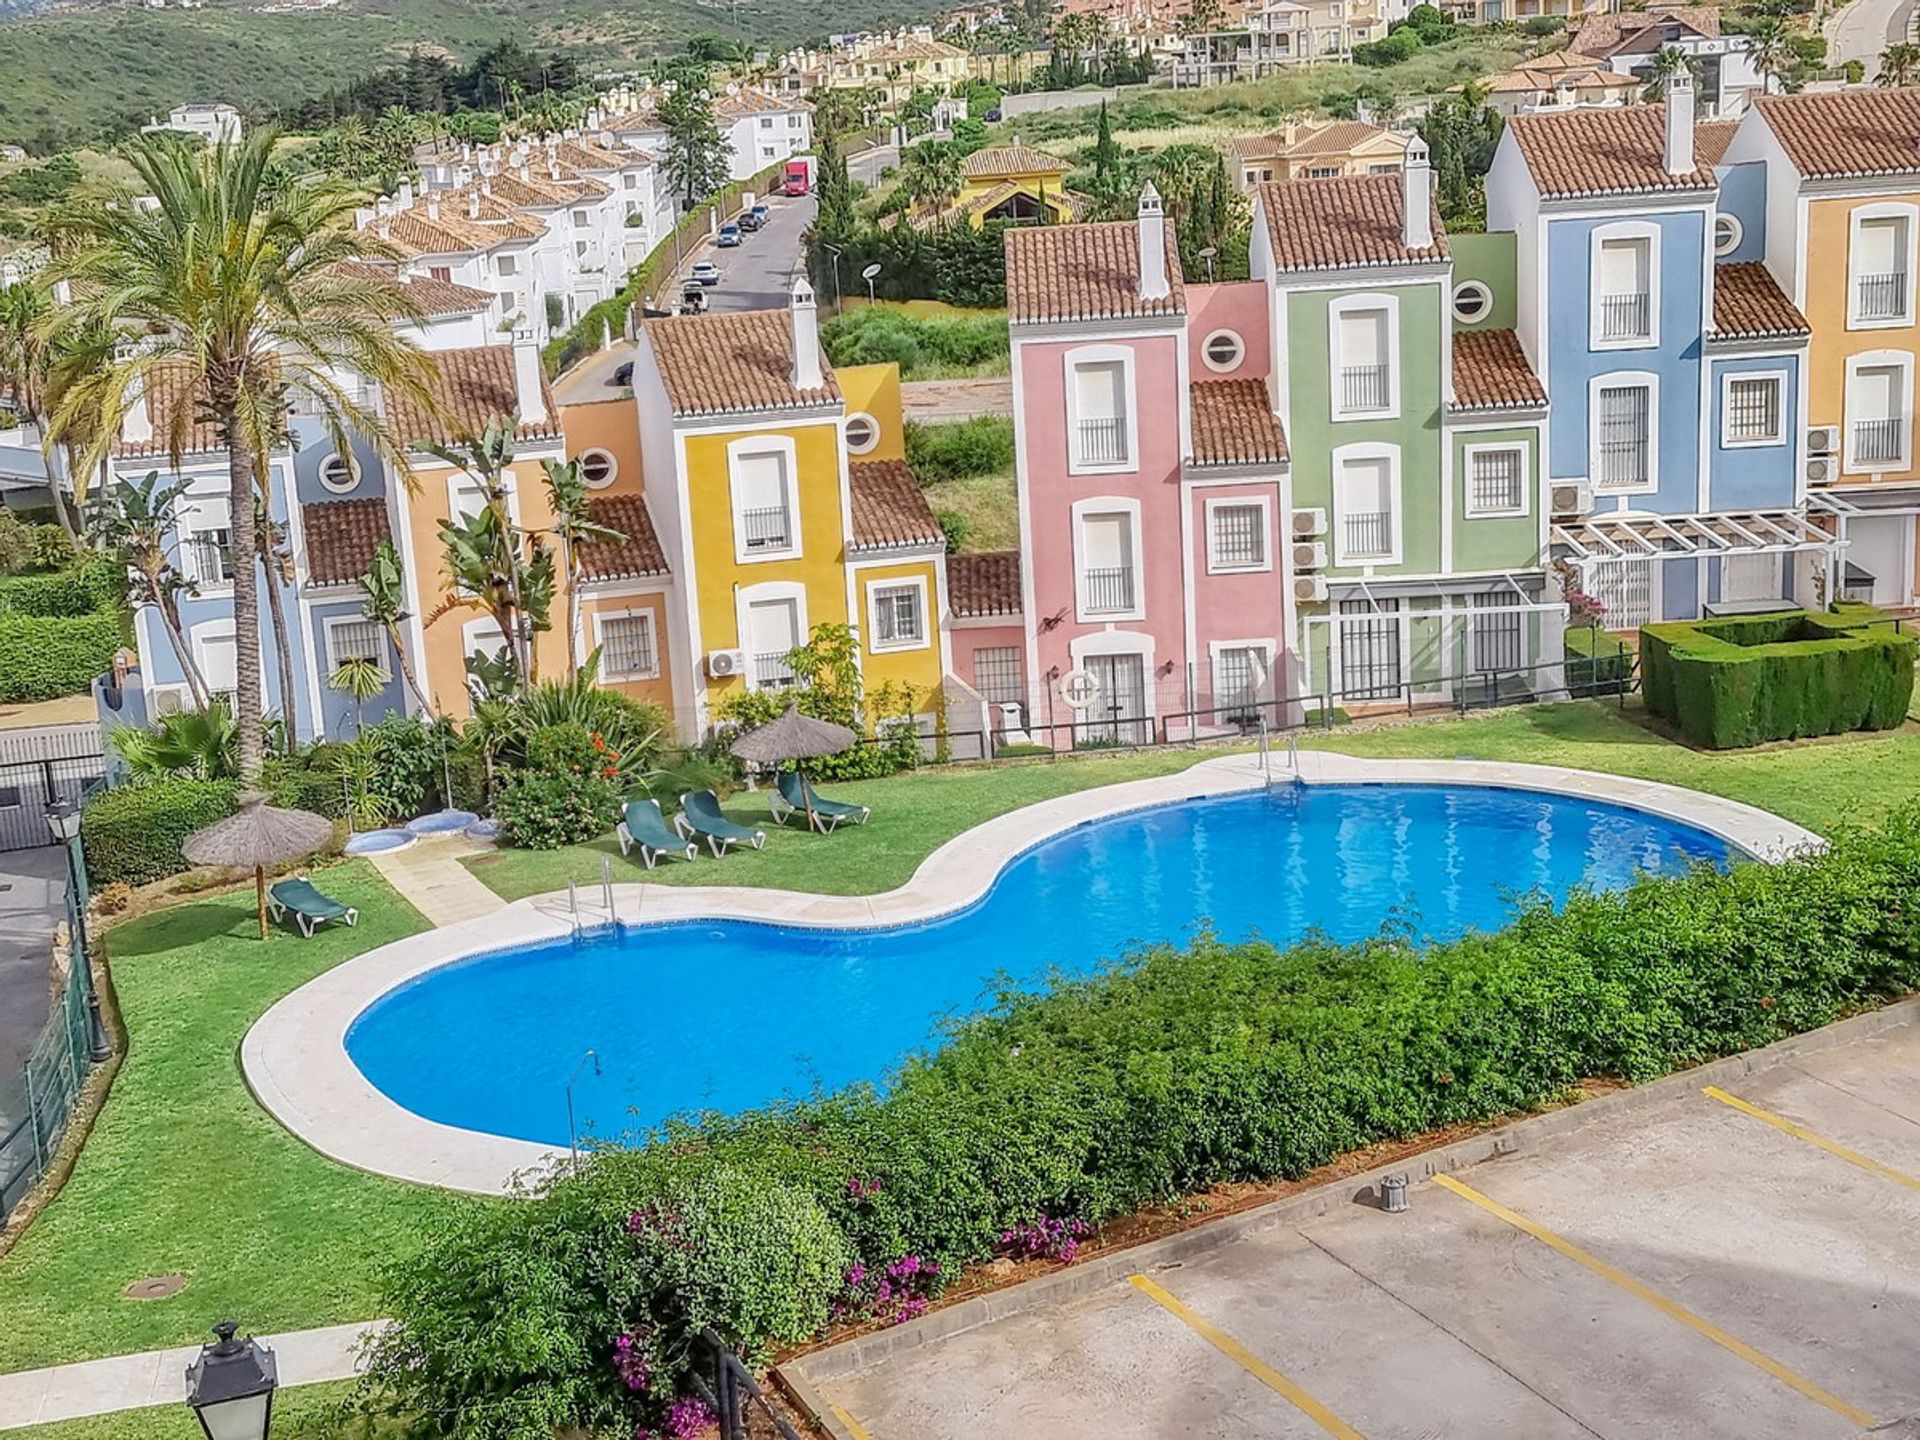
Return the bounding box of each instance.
[124,1275,187,1300]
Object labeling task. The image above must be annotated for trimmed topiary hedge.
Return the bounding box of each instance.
[0,562,123,619]
[0,610,123,703]
[1640,604,1915,749]
[82,778,239,886]
[368,810,1920,1439]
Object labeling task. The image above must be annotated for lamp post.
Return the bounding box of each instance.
[823,243,845,312]
[565,1048,602,1168]
[861,261,882,305]
[45,799,109,1064]
[185,1322,278,1440]
[1198,245,1217,284]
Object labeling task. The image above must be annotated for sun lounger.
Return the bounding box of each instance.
[769,769,871,833]
[675,789,766,857]
[616,798,698,868]
[266,875,358,938]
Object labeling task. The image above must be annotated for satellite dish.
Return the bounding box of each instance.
[861,263,882,280]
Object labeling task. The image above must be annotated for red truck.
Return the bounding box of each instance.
[782,158,811,197]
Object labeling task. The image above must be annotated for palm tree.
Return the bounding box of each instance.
[112,697,239,779]
[1743,17,1795,94]
[540,457,624,674]
[328,655,386,735]
[0,277,86,546]
[902,142,964,215]
[358,537,435,717]
[1642,45,1701,101]
[252,495,298,737]
[93,472,213,709]
[46,129,435,782]
[1878,41,1920,86]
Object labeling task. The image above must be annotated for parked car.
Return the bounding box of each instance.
[983,107,1003,123]
[690,261,721,286]
[716,223,742,247]
[679,281,708,313]
[738,210,765,233]
[750,203,770,225]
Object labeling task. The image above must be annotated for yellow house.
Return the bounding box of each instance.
[1229,119,1412,192]
[1735,90,1920,610]
[941,142,1086,228]
[627,282,951,737]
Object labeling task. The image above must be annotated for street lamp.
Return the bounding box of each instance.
[45,799,109,1063]
[823,243,845,312]
[861,261,882,305]
[185,1322,278,1440]
[1198,245,1218,284]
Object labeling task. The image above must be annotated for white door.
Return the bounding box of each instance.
[746,598,802,687]
[1846,516,1915,605]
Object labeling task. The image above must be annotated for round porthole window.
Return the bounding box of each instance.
[1713,212,1743,258]
[317,452,359,494]
[1451,280,1493,325]
[844,412,881,455]
[1201,329,1245,372]
[578,449,618,489]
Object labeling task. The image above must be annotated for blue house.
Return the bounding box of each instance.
[1486,74,1837,628]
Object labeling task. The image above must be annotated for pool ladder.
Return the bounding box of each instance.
[566,857,620,938]
[1257,724,1302,787]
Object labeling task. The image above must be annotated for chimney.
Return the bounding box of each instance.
[1402,135,1433,251]
[1665,70,1695,174]
[469,189,483,218]
[397,178,414,209]
[511,326,547,426]
[425,193,440,221]
[1137,184,1169,301]
[790,277,823,391]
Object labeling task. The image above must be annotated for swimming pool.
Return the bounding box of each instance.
[343,782,1730,1149]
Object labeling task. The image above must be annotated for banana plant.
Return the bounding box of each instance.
[359,538,436,718]
[541,457,626,674]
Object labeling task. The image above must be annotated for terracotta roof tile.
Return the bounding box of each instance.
[1188,379,1288,467]
[640,309,840,417]
[1709,262,1810,341]
[948,549,1022,618]
[1695,119,1738,168]
[384,344,561,447]
[1507,105,1717,198]
[961,142,1073,179]
[1233,120,1406,163]
[1257,174,1446,271]
[575,493,670,580]
[1753,89,1920,179]
[1450,329,1546,411]
[374,209,509,257]
[302,497,390,587]
[399,273,495,316]
[849,459,944,551]
[1570,6,1719,56]
[1005,219,1186,324]
[114,361,276,458]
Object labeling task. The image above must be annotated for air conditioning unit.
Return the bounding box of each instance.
[1550,481,1592,517]
[152,687,187,718]
[1294,574,1329,603]
[1291,506,1328,538]
[1292,540,1327,570]
[706,648,747,678]
[1806,454,1834,485]
[1807,425,1840,457]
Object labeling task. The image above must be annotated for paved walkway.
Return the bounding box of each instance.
[0,849,65,1129]
[366,838,502,928]
[901,377,1012,421]
[0,1321,381,1431]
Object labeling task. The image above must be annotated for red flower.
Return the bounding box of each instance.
[603,766,618,778]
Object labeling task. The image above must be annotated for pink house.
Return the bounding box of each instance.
[1001,187,1294,747]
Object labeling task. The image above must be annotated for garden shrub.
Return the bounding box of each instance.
[904,416,1014,483]
[81,777,238,886]
[0,609,121,702]
[820,308,1008,380]
[360,714,459,820]
[712,625,925,781]
[1640,605,1915,748]
[493,770,623,849]
[370,811,1920,1439]
[0,561,122,618]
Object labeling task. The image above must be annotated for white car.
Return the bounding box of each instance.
[690,261,721,286]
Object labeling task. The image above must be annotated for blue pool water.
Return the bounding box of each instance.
[346,783,1731,1147]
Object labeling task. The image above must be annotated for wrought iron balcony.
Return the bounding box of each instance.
[1342,510,1393,559]
[1598,292,1651,341]
[1076,416,1129,465]
[740,505,792,551]
[1339,363,1391,412]
[1854,416,1905,465]
[1857,272,1908,322]
[1082,565,1136,614]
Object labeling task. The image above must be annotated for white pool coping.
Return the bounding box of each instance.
[240,751,1821,1196]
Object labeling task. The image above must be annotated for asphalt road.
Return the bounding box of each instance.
[0,847,63,1127]
[1827,0,1914,70]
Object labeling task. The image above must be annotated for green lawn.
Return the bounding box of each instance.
[9,1381,383,1440]
[0,863,455,1375]
[7,702,1920,1408]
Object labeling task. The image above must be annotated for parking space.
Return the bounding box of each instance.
[799,1021,1920,1440]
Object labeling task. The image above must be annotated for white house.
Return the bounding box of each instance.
[141,103,243,145]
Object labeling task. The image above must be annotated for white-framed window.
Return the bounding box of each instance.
[1844,351,1913,472]
[578,448,618,488]
[1332,443,1401,565]
[192,621,240,699]
[572,208,590,226]
[844,412,881,455]
[176,491,234,587]
[1451,280,1493,325]
[447,470,512,523]
[1713,212,1743,258]
[867,576,929,651]
[1590,374,1657,492]
[1463,442,1528,516]
[741,585,806,689]
[325,616,388,677]
[1721,371,1786,448]
[318,452,359,494]
[1201,329,1245,373]
[1329,295,1397,420]
[760,116,775,129]
[595,609,659,679]
[1849,205,1917,328]
[1307,165,1340,178]
[1205,497,1269,572]
[1469,591,1525,674]
[789,114,805,128]
[1209,639,1272,722]
[1590,223,1658,348]
[729,438,800,561]
[624,172,638,189]
[575,241,589,259]
[1073,498,1142,620]
[972,645,1023,712]
[1065,347,1136,472]
[496,254,517,277]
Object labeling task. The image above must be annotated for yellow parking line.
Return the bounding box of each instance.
[829,1402,875,1440]
[1433,1173,1875,1429]
[1704,1084,1920,1193]
[1127,1273,1368,1439]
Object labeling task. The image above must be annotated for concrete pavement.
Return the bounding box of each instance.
[1827,0,1917,70]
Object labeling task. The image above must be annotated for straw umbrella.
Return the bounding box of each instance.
[729,705,857,832]
[183,791,336,939]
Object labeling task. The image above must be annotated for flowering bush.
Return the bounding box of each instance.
[370,811,1920,1438]
[492,770,623,849]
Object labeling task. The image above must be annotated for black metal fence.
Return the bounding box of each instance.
[0,754,106,852]
[0,894,93,1225]
[690,1330,804,1440]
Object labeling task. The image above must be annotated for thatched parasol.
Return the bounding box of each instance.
[183,791,335,939]
[730,705,856,831]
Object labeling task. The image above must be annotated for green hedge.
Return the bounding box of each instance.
[0,562,122,618]
[368,810,1920,1439]
[1565,624,1633,698]
[903,416,1014,482]
[0,610,122,702]
[1640,604,1915,748]
[81,777,239,887]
